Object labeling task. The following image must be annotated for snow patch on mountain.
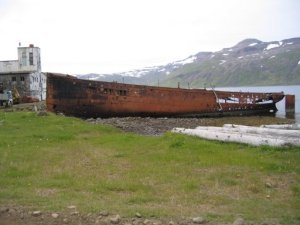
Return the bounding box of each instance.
[248,43,258,47]
[120,66,161,77]
[174,56,197,65]
[81,74,105,80]
[265,43,280,50]
[121,70,147,77]
[89,77,101,80]
[219,60,226,65]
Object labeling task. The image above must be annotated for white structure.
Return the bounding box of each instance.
[0,44,46,100]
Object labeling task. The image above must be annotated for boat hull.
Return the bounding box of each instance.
[46,73,284,118]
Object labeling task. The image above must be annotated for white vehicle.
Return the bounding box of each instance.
[0,90,13,107]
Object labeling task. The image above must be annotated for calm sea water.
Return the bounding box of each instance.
[214,85,300,123]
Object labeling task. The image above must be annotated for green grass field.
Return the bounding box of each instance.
[0,112,299,224]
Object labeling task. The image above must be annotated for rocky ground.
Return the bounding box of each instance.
[0,206,280,225]
[86,116,295,136]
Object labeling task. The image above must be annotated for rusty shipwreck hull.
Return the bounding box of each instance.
[46,73,285,118]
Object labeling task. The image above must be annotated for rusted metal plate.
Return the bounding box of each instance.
[285,94,295,119]
[285,95,295,112]
[46,73,285,118]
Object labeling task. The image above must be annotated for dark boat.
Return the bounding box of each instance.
[46,73,285,118]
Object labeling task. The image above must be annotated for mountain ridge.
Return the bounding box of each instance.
[77,37,300,88]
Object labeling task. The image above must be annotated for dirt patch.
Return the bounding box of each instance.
[35,188,57,197]
[0,205,279,225]
[0,206,201,225]
[0,101,46,112]
[87,116,295,136]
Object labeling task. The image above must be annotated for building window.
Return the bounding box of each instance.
[12,77,16,82]
[29,52,34,65]
[21,76,25,81]
[22,52,27,66]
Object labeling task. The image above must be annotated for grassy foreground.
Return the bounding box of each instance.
[0,112,299,224]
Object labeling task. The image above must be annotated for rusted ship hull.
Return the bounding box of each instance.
[46,73,285,118]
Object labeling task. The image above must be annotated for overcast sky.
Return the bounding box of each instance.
[0,0,299,74]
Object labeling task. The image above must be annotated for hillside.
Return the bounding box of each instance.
[78,37,300,87]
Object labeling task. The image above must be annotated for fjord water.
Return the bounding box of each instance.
[215,85,300,123]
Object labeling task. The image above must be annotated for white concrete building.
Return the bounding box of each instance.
[0,44,46,101]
